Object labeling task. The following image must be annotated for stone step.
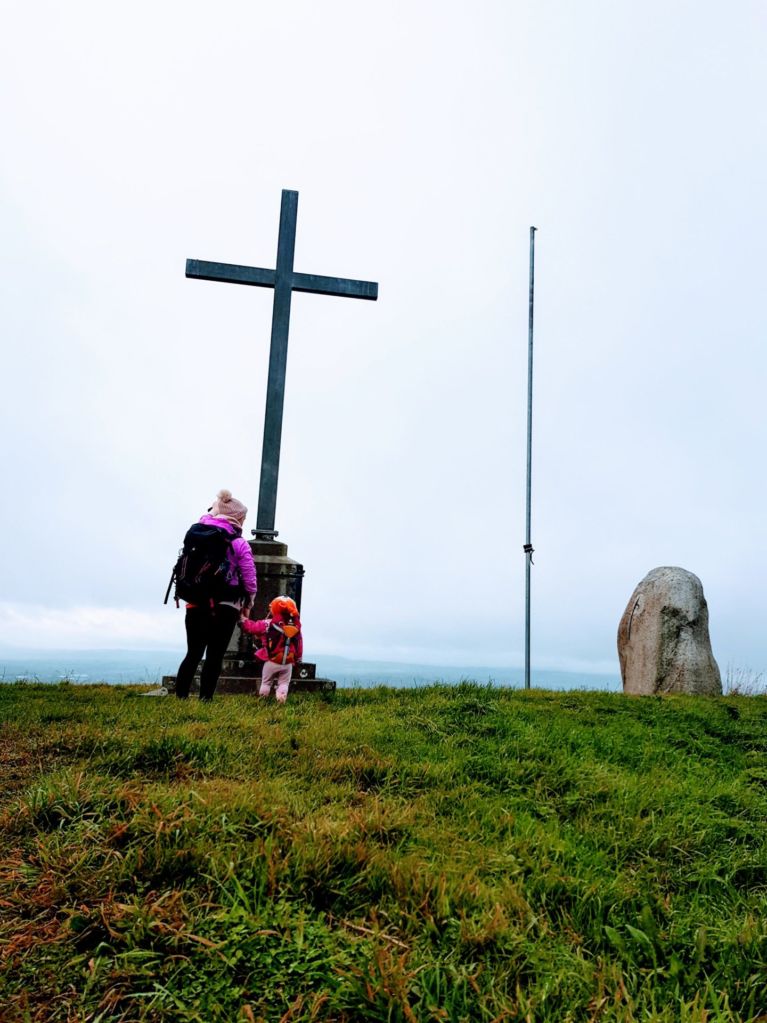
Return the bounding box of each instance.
[218,661,317,681]
[161,675,335,696]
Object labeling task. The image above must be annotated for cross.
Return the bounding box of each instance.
[186,189,378,537]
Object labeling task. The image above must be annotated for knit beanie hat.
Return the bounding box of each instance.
[210,488,248,526]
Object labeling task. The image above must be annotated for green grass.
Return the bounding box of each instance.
[1,682,766,1022]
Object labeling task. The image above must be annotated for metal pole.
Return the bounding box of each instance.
[524,227,537,690]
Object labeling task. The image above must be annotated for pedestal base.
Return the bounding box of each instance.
[160,672,336,696]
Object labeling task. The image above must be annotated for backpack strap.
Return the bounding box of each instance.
[163,568,175,606]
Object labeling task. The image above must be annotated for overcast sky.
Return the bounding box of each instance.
[1,1,765,679]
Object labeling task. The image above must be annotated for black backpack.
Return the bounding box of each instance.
[164,522,243,606]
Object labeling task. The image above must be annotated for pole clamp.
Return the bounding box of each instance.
[252,529,279,540]
[523,543,535,564]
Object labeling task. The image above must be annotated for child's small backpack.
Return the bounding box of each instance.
[262,597,301,664]
[164,522,242,606]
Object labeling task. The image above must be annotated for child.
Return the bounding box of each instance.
[240,595,303,703]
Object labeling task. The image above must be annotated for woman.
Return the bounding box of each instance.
[174,489,257,701]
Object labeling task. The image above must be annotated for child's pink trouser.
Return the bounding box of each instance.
[259,661,292,702]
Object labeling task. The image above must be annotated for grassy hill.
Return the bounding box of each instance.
[1,682,766,1022]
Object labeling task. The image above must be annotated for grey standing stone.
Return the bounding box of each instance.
[618,567,722,695]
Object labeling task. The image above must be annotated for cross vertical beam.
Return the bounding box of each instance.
[258,190,298,534]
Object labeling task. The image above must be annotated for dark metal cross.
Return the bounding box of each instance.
[186,189,378,537]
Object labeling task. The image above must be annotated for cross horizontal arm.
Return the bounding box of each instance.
[185,259,276,288]
[185,260,377,300]
[291,272,378,300]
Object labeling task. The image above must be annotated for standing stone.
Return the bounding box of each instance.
[618,567,722,695]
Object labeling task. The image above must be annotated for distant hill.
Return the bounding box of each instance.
[0,649,182,685]
[319,654,621,691]
[0,648,620,690]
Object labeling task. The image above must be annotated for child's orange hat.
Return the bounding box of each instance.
[269,595,298,617]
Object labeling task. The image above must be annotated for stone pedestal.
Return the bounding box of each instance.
[229,535,304,660]
[162,534,335,696]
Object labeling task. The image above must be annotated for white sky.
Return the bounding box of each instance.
[1,1,765,677]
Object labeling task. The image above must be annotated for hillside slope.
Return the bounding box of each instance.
[1,683,766,1022]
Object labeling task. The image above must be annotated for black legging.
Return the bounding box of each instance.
[175,604,240,700]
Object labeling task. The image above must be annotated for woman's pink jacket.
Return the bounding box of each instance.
[199,514,257,596]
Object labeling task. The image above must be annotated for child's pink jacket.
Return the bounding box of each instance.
[241,615,303,664]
